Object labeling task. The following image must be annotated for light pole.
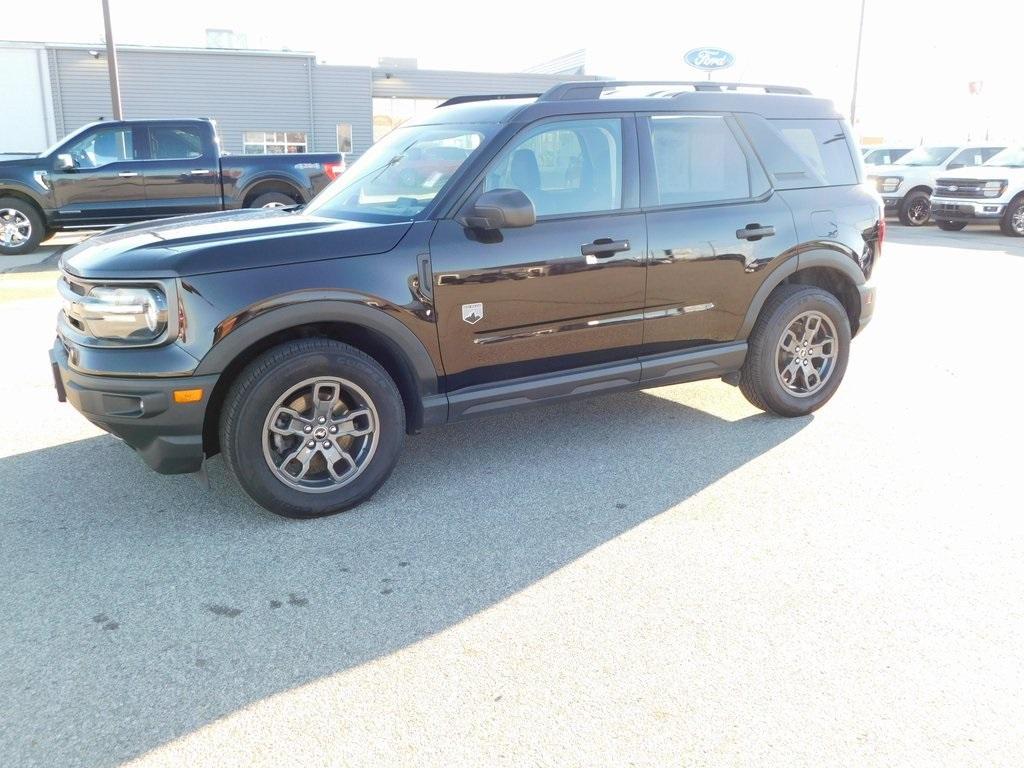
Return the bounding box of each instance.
[849,0,866,127]
[101,0,123,119]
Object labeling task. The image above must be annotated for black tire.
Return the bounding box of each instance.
[219,338,405,519]
[248,191,298,209]
[898,190,931,226]
[1000,198,1024,237]
[739,284,852,417]
[0,197,44,256]
[936,220,967,231]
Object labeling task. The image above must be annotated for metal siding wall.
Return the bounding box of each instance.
[370,68,585,99]
[52,47,315,153]
[312,65,373,158]
[45,45,591,157]
[53,49,111,134]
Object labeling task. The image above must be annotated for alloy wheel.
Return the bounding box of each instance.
[262,376,379,493]
[0,208,32,248]
[907,198,929,225]
[776,310,839,397]
[1013,205,1024,235]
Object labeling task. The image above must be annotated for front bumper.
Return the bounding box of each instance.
[50,337,218,474]
[930,198,1007,222]
[881,195,902,210]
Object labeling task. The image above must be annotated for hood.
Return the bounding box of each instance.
[935,165,1021,181]
[866,163,938,182]
[0,154,40,168]
[61,208,413,279]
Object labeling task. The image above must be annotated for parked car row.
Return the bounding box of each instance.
[863,143,1024,236]
[0,118,345,255]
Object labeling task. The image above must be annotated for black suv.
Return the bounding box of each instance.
[51,81,881,518]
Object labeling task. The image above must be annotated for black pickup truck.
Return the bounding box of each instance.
[0,118,344,255]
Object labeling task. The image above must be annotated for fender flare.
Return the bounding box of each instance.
[0,182,51,217]
[194,298,441,400]
[235,172,309,206]
[737,247,865,338]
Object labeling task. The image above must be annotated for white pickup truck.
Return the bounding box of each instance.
[866,143,1005,226]
[930,146,1024,236]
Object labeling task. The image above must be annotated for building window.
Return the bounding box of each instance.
[242,131,308,154]
[372,98,442,143]
[336,123,353,154]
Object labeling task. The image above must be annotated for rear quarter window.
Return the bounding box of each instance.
[737,115,858,189]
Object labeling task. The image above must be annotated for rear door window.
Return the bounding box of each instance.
[149,126,206,160]
[641,114,769,207]
[772,119,858,185]
[737,115,858,188]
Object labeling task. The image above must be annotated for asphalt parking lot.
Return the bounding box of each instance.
[1,225,1022,767]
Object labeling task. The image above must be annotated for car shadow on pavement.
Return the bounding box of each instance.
[0,390,808,767]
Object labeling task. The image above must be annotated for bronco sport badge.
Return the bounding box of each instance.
[462,303,483,324]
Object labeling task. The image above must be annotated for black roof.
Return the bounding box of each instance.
[422,81,841,126]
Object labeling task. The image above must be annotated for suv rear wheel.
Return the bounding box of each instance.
[219,338,405,518]
[936,220,967,231]
[739,285,851,417]
[898,190,931,226]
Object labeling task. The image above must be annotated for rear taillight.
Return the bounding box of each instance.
[877,216,885,256]
[324,161,346,181]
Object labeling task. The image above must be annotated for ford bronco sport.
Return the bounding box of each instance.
[51,81,881,518]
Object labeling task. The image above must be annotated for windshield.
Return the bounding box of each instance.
[897,146,956,166]
[984,146,1024,168]
[40,123,95,157]
[305,122,493,222]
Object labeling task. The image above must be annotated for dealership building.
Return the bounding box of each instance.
[0,39,587,157]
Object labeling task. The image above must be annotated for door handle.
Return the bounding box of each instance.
[736,223,775,241]
[581,238,630,258]
[117,171,139,178]
[190,169,213,175]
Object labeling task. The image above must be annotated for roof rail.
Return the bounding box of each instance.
[538,81,812,101]
[437,93,542,108]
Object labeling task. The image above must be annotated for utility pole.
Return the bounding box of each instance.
[849,0,866,127]
[101,0,123,119]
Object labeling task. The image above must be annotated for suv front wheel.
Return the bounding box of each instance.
[739,285,852,417]
[898,190,931,226]
[219,338,405,518]
[1001,198,1024,237]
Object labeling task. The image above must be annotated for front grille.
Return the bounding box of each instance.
[933,178,987,199]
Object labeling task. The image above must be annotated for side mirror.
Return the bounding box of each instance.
[460,188,535,230]
[55,153,75,171]
[946,162,965,170]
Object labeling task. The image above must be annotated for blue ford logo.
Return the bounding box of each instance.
[684,47,735,71]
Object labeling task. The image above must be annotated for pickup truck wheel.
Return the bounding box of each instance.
[219,338,405,519]
[739,285,851,417]
[0,198,44,256]
[898,190,931,226]
[1001,199,1024,237]
[249,191,297,209]
[936,220,967,231]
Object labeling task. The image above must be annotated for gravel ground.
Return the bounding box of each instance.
[0,225,1021,767]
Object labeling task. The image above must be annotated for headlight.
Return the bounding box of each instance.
[983,180,1007,198]
[59,278,169,343]
[879,176,902,193]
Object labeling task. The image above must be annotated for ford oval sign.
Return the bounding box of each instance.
[684,47,735,72]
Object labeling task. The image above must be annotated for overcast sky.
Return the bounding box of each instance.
[6,0,1019,143]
